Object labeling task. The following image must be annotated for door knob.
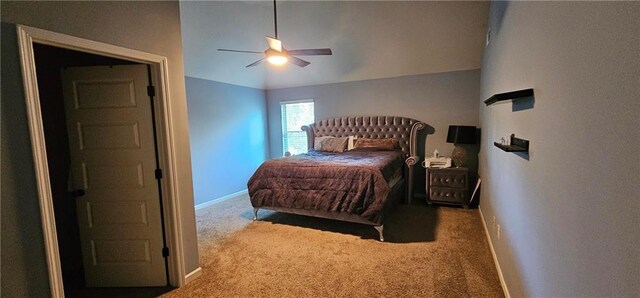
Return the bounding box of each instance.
[70,189,85,198]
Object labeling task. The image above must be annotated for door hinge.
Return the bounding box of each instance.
[155,169,163,180]
[147,85,156,97]
[162,247,169,257]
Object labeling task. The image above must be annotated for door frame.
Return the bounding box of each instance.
[17,25,187,296]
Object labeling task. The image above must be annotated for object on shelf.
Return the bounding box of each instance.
[484,88,534,106]
[494,134,529,152]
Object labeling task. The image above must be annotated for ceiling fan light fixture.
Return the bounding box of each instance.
[266,48,288,65]
[267,54,288,65]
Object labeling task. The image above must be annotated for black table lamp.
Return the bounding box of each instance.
[447,125,476,167]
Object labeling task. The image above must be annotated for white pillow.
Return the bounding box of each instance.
[347,136,358,150]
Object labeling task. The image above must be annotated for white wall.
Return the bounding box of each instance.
[1,1,200,294]
[479,1,639,296]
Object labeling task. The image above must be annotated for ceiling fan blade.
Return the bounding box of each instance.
[288,56,311,67]
[265,36,282,52]
[218,49,263,54]
[246,58,265,68]
[286,48,333,56]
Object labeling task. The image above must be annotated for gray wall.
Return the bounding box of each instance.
[1,1,200,294]
[266,70,481,160]
[1,22,52,297]
[186,77,269,206]
[479,1,639,296]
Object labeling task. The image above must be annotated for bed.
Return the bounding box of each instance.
[248,116,425,241]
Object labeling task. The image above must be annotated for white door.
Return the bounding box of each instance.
[62,65,166,287]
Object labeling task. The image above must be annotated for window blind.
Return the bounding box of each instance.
[280,100,314,155]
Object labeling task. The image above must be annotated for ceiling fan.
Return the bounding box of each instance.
[218,0,332,68]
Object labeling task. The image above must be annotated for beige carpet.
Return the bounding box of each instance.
[164,194,504,297]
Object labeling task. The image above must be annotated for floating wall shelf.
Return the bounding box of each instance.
[494,135,529,153]
[484,88,534,106]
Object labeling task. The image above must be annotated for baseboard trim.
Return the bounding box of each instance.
[479,206,511,298]
[184,267,202,284]
[194,189,248,210]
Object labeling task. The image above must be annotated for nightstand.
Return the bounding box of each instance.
[426,167,470,209]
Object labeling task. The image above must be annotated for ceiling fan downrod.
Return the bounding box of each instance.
[273,0,278,39]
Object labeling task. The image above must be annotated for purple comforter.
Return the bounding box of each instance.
[248,150,405,222]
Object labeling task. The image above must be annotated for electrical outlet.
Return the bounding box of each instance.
[492,216,496,228]
[497,224,501,239]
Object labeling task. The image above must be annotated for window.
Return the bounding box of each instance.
[281,99,314,156]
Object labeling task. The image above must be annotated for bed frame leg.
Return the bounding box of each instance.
[374,225,384,242]
[252,208,259,221]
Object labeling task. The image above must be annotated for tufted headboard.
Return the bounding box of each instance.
[301,116,425,162]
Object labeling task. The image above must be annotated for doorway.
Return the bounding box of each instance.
[34,43,172,297]
[17,25,187,297]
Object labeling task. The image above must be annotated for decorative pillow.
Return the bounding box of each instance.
[319,137,348,153]
[314,136,334,150]
[347,136,358,151]
[353,138,400,151]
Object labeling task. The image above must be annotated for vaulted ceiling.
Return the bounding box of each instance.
[179,1,489,90]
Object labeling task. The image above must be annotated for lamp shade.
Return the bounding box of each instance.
[447,125,476,144]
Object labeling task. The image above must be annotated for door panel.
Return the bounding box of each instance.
[90,239,151,264]
[83,162,145,189]
[62,65,166,287]
[73,79,138,108]
[78,122,141,149]
[88,201,149,226]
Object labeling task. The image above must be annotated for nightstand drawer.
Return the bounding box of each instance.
[429,172,467,188]
[429,187,467,203]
